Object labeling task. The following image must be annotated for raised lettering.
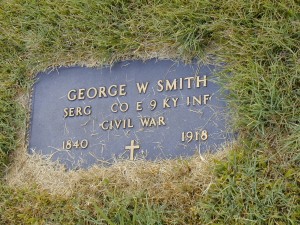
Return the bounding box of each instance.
[158,116,166,126]
[78,89,85,100]
[114,120,122,129]
[119,84,127,96]
[120,103,129,112]
[63,108,69,118]
[140,117,151,126]
[98,87,107,97]
[100,121,109,130]
[67,89,77,101]
[76,107,82,116]
[136,82,149,94]
[108,85,117,96]
[193,96,202,105]
[83,106,92,115]
[165,79,177,91]
[163,98,170,108]
[136,101,143,111]
[184,77,193,89]
[196,75,207,87]
[111,103,118,113]
[203,94,210,104]
[69,107,75,117]
[157,80,164,92]
[86,87,97,99]
[171,98,179,107]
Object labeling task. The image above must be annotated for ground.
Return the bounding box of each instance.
[0,1,299,224]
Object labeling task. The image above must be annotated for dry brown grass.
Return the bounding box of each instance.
[5,140,229,199]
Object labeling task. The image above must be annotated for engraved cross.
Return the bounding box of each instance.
[125,140,140,161]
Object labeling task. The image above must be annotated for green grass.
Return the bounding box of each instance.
[0,0,299,224]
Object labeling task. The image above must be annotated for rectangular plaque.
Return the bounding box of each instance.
[28,59,231,169]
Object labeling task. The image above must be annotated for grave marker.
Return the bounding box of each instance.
[28,59,232,169]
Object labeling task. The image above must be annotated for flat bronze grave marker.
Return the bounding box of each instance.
[28,59,232,169]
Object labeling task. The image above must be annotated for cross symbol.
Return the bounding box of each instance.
[125,140,140,161]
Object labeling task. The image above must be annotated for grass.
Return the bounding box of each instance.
[0,0,299,224]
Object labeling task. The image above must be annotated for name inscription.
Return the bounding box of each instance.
[28,59,231,169]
